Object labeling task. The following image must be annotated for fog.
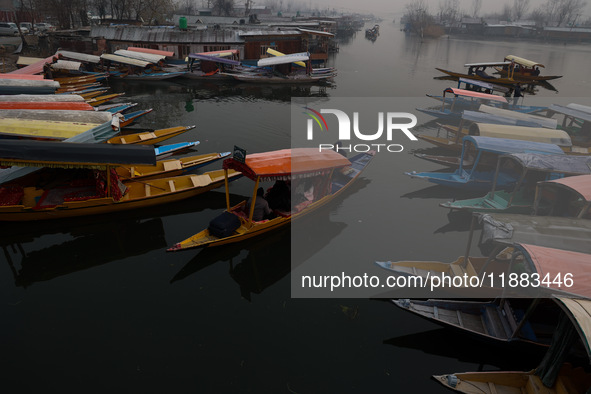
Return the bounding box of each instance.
[309,0,591,19]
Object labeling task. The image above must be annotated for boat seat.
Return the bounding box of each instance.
[117,137,127,144]
[168,180,176,192]
[525,374,547,394]
[163,160,182,171]
[190,175,209,188]
[138,132,157,141]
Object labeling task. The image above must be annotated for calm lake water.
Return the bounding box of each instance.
[2,21,591,392]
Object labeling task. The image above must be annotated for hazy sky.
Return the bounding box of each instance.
[310,0,591,19]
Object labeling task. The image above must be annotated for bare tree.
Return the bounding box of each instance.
[212,0,234,16]
[438,0,460,26]
[512,0,530,21]
[555,0,586,26]
[471,0,482,18]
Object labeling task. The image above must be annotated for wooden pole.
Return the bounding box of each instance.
[247,176,260,227]
[224,168,230,211]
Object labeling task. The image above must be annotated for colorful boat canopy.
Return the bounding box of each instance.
[504,55,545,68]
[538,174,591,202]
[196,49,239,57]
[478,104,558,129]
[473,123,571,147]
[9,54,58,75]
[257,53,310,67]
[188,53,241,65]
[502,153,591,174]
[458,78,509,93]
[463,61,512,67]
[518,243,591,298]
[266,48,306,67]
[57,50,101,64]
[554,297,591,360]
[479,213,591,255]
[443,88,508,103]
[548,104,591,123]
[127,47,175,57]
[114,49,166,64]
[100,54,152,68]
[224,148,351,181]
[464,135,564,155]
[0,140,156,169]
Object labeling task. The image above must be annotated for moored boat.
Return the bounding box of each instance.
[167,147,374,251]
[106,125,195,145]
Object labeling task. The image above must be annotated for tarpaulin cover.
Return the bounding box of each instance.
[0,139,156,168]
[57,50,101,64]
[224,148,351,181]
[463,135,563,155]
[518,243,591,298]
[9,55,58,75]
[444,87,508,103]
[188,54,241,66]
[479,213,591,254]
[503,153,591,174]
[538,174,591,201]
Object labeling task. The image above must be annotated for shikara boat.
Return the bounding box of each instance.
[493,55,562,81]
[0,140,240,221]
[184,51,241,80]
[101,53,185,80]
[533,174,591,218]
[419,88,508,120]
[154,142,199,158]
[392,298,559,347]
[167,147,374,251]
[407,136,564,191]
[86,93,126,107]
[0,78,60,95]
[0,118,106,140]
[535,104,591,153]
[118,108,153,128]
[0,101,94,111]
[440,153,591,213]
[106,125,195,145]
[433,297,591,394]
[417,122,571,153]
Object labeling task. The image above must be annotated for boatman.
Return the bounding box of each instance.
[247,187,273,221]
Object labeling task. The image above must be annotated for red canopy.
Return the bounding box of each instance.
[224,148,351,181]
[540,174,591,202]
[444,87,508,103]
[9,55,59,75]
[520,243,591,298]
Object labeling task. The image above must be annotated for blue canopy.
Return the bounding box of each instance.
[502,153,591,174]
[464,136,564,155]
[188,54,241,66]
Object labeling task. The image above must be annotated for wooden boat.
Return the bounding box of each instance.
[185,52,241,80]
[417,122,572,153]
[118,108,153,128]
[97,102,137,114]
[493,55,562,82]
[0,94,86,102]
[0,109,113,124]
[392,298,559,347]
[0,79,60,95]
[106,125,195,145]
[535,104,591,153]
[86,93,126,107]
[440,153,591,214]
[534,174,591,218]
[116,152,231,181]
[167,147,374,251]
[0,102,94,111]
[407,136,564,191]
[433,297,591,394]
[436,67,527,85]
[154,142,199,158]
[0,140,240,221]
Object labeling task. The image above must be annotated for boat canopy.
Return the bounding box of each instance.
[0,94,85,102]
[266,48,306,67]
[463,110,557,129]
[567,103,591,114]
[478,104,558,129]
[127,47,175,57]
[443,88,508,103]
[196,49,239,57]
[223,148,351,181]
[517,243,591,298]
[100,54,152,68]
[16,56,44,66]
[51,60,82,71]
[548,104,591,123]
[458,78,509,93]
[114,49,166,64]
[478,213,591,255]
[57,50,101,64]
[472,123,572,147]
[9,54,59,75]
[504,55,545,68]
[554,297,591,360]
[188,53,241,66]
[464,135,563,155]
[257,53,310,67]
[0,140,156,169]
[500,153,591,174]
[537,174,591,202]
[463,61,512,67]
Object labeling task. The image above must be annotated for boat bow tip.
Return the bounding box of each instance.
[166,243,183,252]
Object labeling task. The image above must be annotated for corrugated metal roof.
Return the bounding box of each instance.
[544,27,591,33]
[101,54,152,67]
[297,28,334,37]
[91,26,244,43]
[239,30,301,36]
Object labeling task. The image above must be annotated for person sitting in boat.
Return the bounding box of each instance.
[265,180,291,212]
[533,67,540,76]
[475,66,494,79]
[513,84,523,105]
[468,66,475,76]
[247,187,273,221]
